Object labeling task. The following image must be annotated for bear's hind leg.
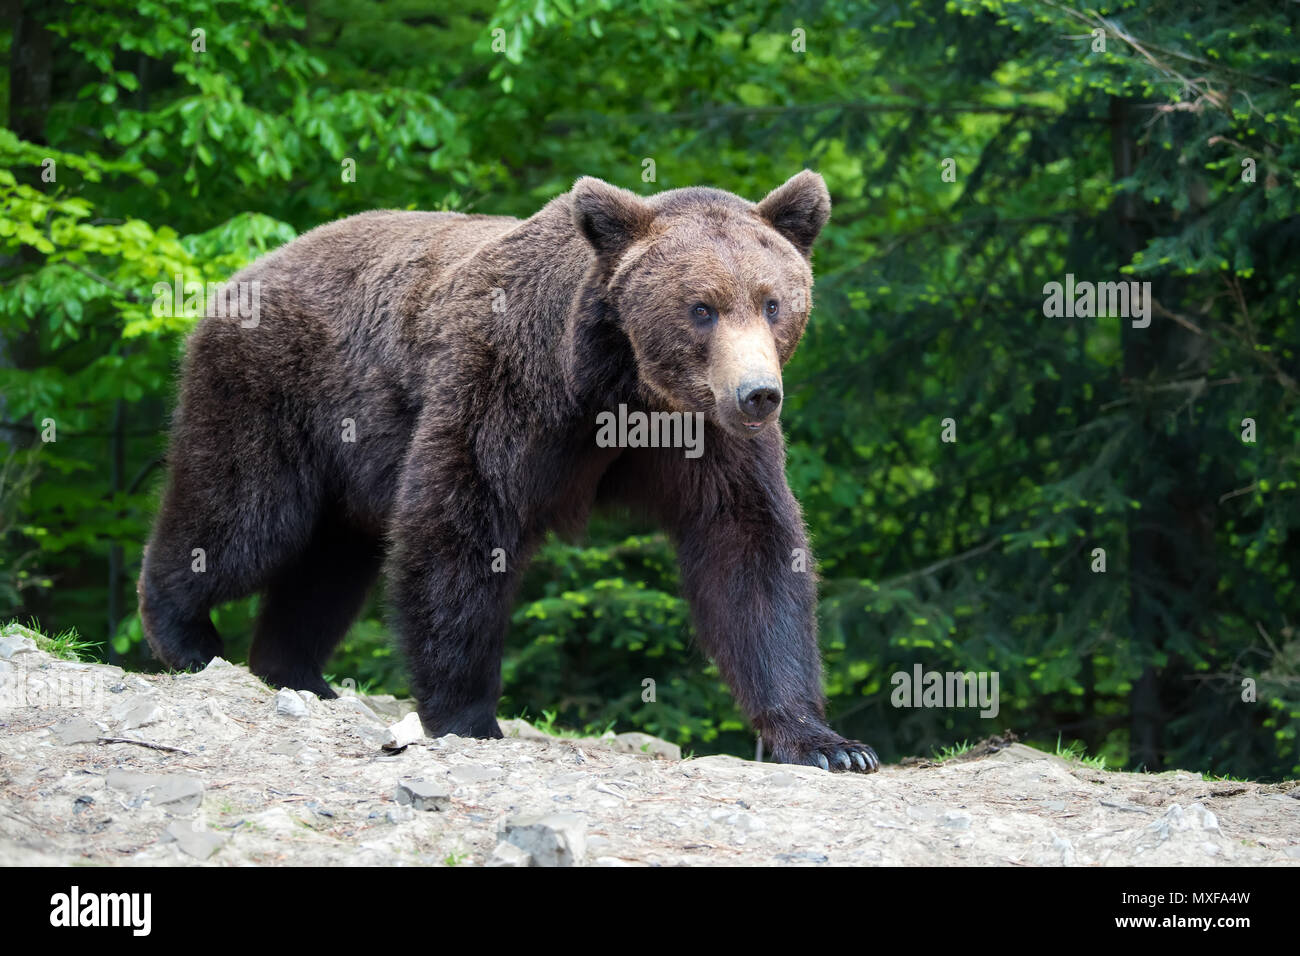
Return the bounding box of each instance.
[248,513,383,699]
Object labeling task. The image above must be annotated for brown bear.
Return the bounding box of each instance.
[138,171,879,773]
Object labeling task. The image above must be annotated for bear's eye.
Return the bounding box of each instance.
[690,303,717,326]
[765,299,780,319]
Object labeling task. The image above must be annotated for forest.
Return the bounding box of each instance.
[2,0,1297,779]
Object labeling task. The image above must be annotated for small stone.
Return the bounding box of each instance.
[269,739,303,756]
[380,711,426,750]
[386,806,416,824]
[118,697,163,731]
[0,633,39,660]
[333,696,384,725]
[150,776,204,813]
[498,718,551,741]
[163,821,228,860]
[365,694,417,720]
[487,841,532,867]
[942,811,972,830]
[607,732,681,761]
[396,779,451,812]
[1040,800,1066,813]
[499,812,587,867]
[201,699,239,729]
[199,656,239,676]
[53,716,101,745]
[275,688,309,719]
[106,771,203,812]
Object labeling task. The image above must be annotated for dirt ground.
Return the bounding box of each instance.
[2,629,1298,866]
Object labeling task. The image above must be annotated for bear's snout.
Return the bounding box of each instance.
[737,381,783,427]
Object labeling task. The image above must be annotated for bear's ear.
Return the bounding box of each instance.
[571,177,653,261]
[754,170,831,257]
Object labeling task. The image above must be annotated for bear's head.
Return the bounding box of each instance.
[572,171,830,439]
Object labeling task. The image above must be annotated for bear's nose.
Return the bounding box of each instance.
[738,383,782,422]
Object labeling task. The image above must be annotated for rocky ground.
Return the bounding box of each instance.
[2,625,1298,866]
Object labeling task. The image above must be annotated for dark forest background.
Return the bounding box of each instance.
[2,0,1297,778]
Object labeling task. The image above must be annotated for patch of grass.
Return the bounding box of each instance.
[524,708,615,739]
[932,739,974,763]
[1053,734,1108,771]
[322,673,378,695]
[2,619,101,662]
[1203,771,1253,783]
[443,851,467,866]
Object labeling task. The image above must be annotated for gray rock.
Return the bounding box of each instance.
[106,771,203,812]
[380,711,426,750]
[275,688,309,718]
[332,696,384,725]
[498,718,551,741]
[117,697,162,731]
[200,699,243,738]
[199,656,239,676]
[386,806,416,824]
[163,821,227,860]
[364,694,417,720]
[149,776,204,813]
[487,841,532,867]
[396,779,451,812]
[606,732,681,761]
[0,632,39,660]
[499,812,586,867]
[53,716,101,745]
[105,769,158,799]
[941,811,972,830]
[269,739,303,756]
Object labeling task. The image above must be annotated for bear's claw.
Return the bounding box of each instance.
[798,740,880,774]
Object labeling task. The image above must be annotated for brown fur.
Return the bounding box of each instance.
[138,172,879,772]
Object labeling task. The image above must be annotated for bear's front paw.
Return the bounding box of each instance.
[776,737,880,774]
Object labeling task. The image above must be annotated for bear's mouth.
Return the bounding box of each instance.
[743,421,765,431]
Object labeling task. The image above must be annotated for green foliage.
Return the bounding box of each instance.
[1,619,98,662]
[2,0,1296,778]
